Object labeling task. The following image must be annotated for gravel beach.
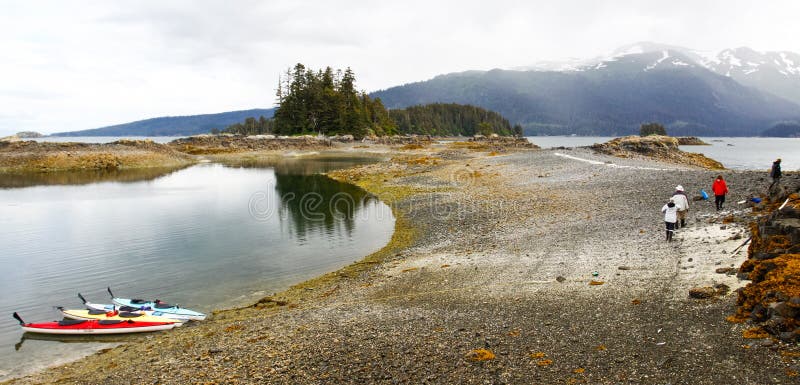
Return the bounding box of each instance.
[7,144,799,384]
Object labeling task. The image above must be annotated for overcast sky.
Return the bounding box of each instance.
[2,0,800,136]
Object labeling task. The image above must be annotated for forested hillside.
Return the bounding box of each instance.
[761,122,800,137]
[389,103,521,136]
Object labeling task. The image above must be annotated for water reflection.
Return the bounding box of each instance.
[217,154,381,175]
[222,155,385,241]
[0,166,191,189]
[273,173,376,241]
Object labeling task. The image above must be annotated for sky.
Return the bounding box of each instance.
[2,0,800,136]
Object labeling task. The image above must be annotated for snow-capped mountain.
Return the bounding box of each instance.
[700,47,800,105]
[521,42,800,105]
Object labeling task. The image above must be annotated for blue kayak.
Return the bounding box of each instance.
[107,287,207,321]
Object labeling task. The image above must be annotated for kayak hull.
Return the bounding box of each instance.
[60,309,183,325]
[111,298,206,321]
[84,302,192,322]
[21,321,176,335]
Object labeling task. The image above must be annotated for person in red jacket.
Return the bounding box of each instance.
[712,175,729,211]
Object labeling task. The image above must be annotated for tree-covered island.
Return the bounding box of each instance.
[223,64,521,138]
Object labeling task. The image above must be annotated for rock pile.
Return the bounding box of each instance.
[0,139,193,172]
[676,136,710,145]
[469,135,538,148]
[732,179,800,341]
[363,135,432,145]
[591,135,723,169]
[168,135,332,154]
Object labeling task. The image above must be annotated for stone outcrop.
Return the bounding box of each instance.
[470,135,538,148]
[676,136,710,145]
[731,179,800,341]
[168,135,333,155]
[362,135,433,146]
[0,139,194,172]
[590,135,723,169]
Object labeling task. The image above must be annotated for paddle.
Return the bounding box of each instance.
[78,293,88,305]
[107,287,115,299]
[12,312,26,325]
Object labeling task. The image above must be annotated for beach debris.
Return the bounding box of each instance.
[589,280,605,286]
[536,359,553,366]
[465,348,495,361]
[530,352,546,359]
[631,299,642,305]
[742,327,771,339]
[617,266,631,270]
[688,287,716,299]
[556,276,566,283]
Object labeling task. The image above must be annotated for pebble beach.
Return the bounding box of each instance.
[6,143,799,385]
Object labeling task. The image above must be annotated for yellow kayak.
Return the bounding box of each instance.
[59,308,184,325]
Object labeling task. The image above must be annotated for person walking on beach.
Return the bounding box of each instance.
[672,185,689,229]
[770,158,782,188]
[712,175,729,211]
[662,198,677,242]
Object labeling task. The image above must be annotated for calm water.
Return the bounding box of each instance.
[0,157,393,380]
[527,136,800,170]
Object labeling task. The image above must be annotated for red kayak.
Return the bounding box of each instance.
[13,312,176,335]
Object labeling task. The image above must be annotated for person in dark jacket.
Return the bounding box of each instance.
[770,159,782,188]
[712,175,728,211]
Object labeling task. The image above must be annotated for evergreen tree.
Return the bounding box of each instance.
[640,122,667,136]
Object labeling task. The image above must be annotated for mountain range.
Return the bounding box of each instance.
[373,42,800,136]
[51,109,274,137]
[52,42,800,137]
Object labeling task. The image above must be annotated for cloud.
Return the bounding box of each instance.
[1,0,800,136]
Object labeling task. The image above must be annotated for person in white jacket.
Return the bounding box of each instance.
[672,185,690,229]
[662,198,677,242]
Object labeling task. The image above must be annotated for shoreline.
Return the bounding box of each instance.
[6,143,800,384]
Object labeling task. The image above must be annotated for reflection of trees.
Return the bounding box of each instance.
[273,173,376,240]
[0,165,191,189]
[220,156,381,176]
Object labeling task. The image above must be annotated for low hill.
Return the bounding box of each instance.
[51,109,275,137]
[761,121,800,137]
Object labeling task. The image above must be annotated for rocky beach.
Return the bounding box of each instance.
[4,138,800,384]
[0,140,194,173]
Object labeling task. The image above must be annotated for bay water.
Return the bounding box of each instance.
[0,156,394,380]
[527,136,800,170]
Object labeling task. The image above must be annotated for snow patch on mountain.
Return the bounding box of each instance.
[517,42,800,105]
[644,51,670,71]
